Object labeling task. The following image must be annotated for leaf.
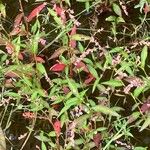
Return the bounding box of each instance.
[87,65,99,79]
[67,78,79,95]
[110,47,123,53]
[27,2,47,22]
[140,116,150,132]
[53,120,61,137]
[50,63,66,72]
[92,105,120,117]
[49,47,68,60]
[36,63,46,75]
[74,61,89,73]
[0,2,6,18]
[133,85,145,98]
[93,133,101,148]
[101,79,123,87]
[84,73,95,84]
[105,15,116,22]
[35,56,45,63]
[70,34,91,41]
[41,142,47,150]
[69,25,77,48]
[113,3,122,16]
[141,45,148,68]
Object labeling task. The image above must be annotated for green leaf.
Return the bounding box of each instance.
[92,105,120,117]
[134,147,147,150]
[105,15,116,22]
[92,78,100,93]
[110,47,123,53]
[66,78,79,95]
[101,79,124,87]
[140,116,150,132]
[141,45,148,68]
[36,63,46,75]
[87,65,99,79]
[41,142,47,150]
[133,85,145,97]
[70,34,91,41]
[113,3,122,16]
[64,0,71,6]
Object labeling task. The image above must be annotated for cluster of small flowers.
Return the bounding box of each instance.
[115,140,134,150]
[131,40,150,49]
[70,106,83,118]
[22,111,35,119]
[112,54,121,66]
[124,77,144,94]
[66,121,76,147]
[74,37,104,65]
[74,48,96,65]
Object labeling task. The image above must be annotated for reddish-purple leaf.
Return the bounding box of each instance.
[27,2,47,22]
[69,25,77,48]
[93,133,102,148]
[53,4,66,23]
[74,61,89,73]
[49,47,67,60]
[50,63,66,72]
[10,13,23,35]
[53,120,61,137]
[84,73,95,84]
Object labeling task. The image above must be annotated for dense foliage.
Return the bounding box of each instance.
[0,0,150,149]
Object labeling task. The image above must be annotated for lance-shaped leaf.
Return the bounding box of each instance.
[27,2,47,22]
[50,63,66,72]
[49,46,68,60]
[70,34,91,41]
[92,105,120,117]
[140,116,150,132]
[101,79,124,87]
[113,3,122,17]
[36,63,46,75]
[141,45,148,68]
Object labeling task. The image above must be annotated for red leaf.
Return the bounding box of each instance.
[10,13,23,35]
[93,133,102,148]
[53,120,61,137]
[69,25,77,48]
[53,4,66,23]
[27,2,47,22]
[74,61,89,73]
[50,63,66,72]
[84,73,95,84]
[35,56,45,63]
